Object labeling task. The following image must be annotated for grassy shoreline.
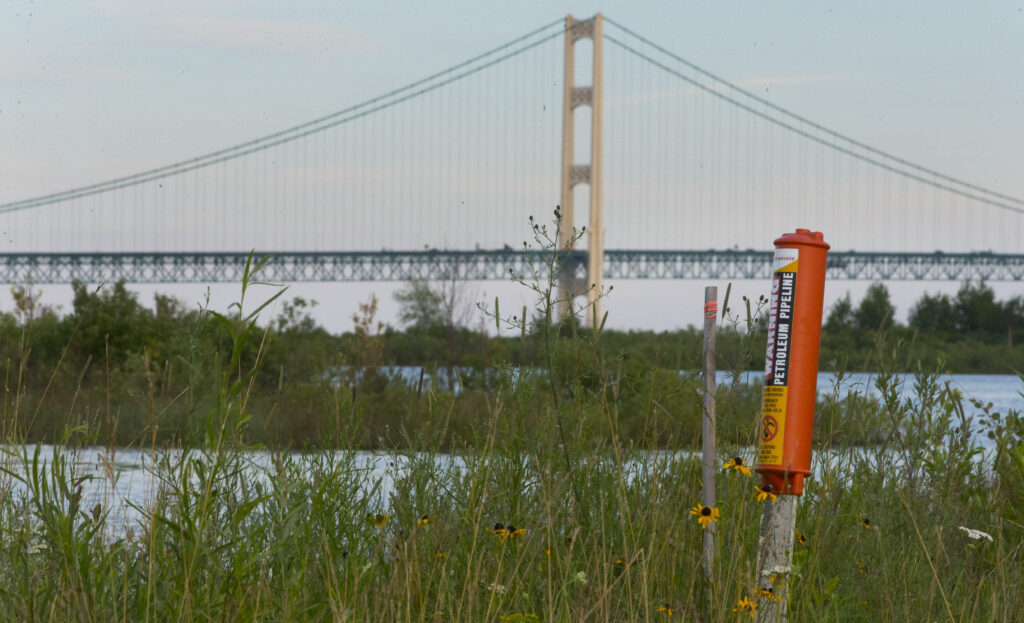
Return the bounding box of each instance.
[0,369,1020,621]
[3,270,1023,449]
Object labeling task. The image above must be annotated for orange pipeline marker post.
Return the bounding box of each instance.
[754,229,829,623]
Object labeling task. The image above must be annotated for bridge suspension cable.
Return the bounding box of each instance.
[0,18,566,214]
[2,14,1018,263]
[604,18,1024,216]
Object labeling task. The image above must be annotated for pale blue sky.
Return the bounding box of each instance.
[4,1,1022,198]
[1,1,1022,331]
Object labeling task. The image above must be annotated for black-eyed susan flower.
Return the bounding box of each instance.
[862,517,872,532]
[754,485,777,503]
[655,603,674,616]
[732,596,756,618]
[367,513,390,530]
[757,585,779,602]
[417,514,430,527]
[491,522,526,540]
[795,531,807,545]
[723,457,752,476]
[689,504,720,529]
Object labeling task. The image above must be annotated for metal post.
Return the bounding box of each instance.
[701,287,718,593]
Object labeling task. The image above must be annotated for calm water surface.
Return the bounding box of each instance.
[2,373,1019,536]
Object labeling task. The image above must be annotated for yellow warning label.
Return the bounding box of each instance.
[758,386,788,465]
[775,259,798,273]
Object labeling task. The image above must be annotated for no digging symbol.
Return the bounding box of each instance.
[761,415,779,443]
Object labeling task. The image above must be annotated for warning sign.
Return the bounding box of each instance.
[758,386,787,464]
[758,248,798,467]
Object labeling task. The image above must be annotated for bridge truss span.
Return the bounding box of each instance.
[0,250,1021,285]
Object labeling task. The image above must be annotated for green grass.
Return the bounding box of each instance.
[0,377,1020,621]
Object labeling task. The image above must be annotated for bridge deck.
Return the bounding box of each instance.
[1,250,1021,284]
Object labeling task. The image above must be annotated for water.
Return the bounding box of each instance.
[2,373,1019,538]
[387,366,1023,419]
[0,446,409,538]
[711,371,1023,421]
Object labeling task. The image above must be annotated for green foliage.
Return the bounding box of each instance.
[825,293,855,333]
[0,353,1019,621]
[822,280,1024,373]
[954,280,1002,335]
[853,282,895,331]
[394,279,445,329]
[1,270,1022,449]
[908,291,956,333]
[69,279,156,363]
[0,230,1021,621]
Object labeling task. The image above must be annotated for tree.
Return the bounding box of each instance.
[345,294,385,392]
[274,296,319,333]
[68,279,154,362]
[824,293,855,332]
[908,292,956,333]
[394,280,444,329]
[853,283,894,331]
[954,280,1002,337]
[1002,295,1024,347]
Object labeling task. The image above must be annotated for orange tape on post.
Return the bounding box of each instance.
[703,301,718,319]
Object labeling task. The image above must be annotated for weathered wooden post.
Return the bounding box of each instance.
[701,287,718,598]
[755,230,829,622]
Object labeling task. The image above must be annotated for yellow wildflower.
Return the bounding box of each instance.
[491,522,525,541]
[757,585,779,602]
[366,513,390,530]
[733,596,756,618]
[689,504,720,529]
[723,457,752,476]
[754,485,777,503]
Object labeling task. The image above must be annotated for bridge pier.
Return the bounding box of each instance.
[558,13,605,326]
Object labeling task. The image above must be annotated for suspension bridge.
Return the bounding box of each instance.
[2,14,1022,316]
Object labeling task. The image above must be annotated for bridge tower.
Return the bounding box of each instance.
[559,13,605,326]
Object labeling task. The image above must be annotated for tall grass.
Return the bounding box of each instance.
[0,241,1020,621]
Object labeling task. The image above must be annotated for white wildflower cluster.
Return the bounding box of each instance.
[958,526,993,542]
